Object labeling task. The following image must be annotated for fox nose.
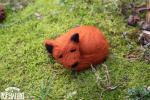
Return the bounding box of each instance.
[71,62,79,69]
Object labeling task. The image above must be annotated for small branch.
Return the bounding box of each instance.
[102,64,112,87]
[137,7,150,13]
[91,64,102,82]
[146,0,150,23]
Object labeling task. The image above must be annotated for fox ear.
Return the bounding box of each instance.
[45,43,53,53]
[44,39,54,54]
[71,33,79,43]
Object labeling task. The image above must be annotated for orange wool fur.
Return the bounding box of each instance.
[44,26,109,71]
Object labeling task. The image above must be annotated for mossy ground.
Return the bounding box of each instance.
[0,0,149,100]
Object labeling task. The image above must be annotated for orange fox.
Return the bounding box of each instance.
[44,26,109,72]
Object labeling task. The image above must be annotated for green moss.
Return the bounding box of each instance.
[0,0,149,100]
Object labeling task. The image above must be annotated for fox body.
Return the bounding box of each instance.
[44,26,109,71]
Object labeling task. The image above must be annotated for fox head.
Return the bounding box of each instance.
[44,33,80,70]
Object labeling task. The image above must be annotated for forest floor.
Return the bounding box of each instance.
[0,0,149,99]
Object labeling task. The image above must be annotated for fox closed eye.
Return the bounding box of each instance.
[70,49,76,52]
[59,54,63,58]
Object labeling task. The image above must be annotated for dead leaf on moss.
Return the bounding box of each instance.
[143,48,150,63]
[139,30,150,47]
[124,48,144,62]
[12,3,24,11]
[124,46,150,63]
[0,0,33,11]
[34,12,42,20]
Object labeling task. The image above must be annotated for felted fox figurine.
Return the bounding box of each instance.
[44,26,109,72]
